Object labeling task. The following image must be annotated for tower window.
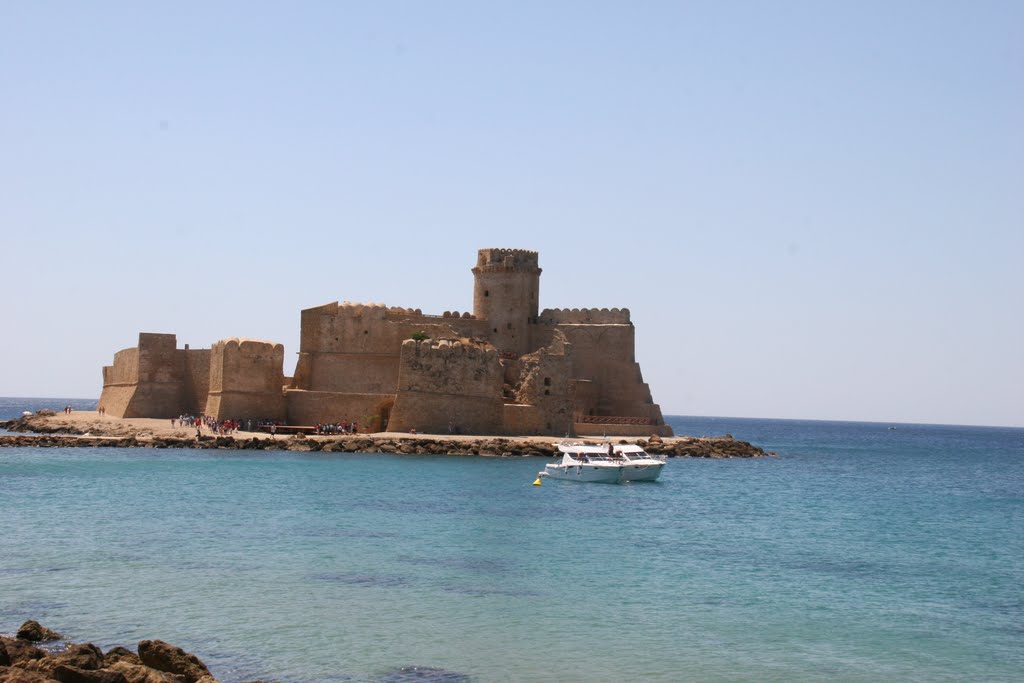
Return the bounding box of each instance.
[544,377,551,386]
[484,290,489,297]
[506,323,512,330]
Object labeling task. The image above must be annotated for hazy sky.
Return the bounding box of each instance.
[2,2,1021,427]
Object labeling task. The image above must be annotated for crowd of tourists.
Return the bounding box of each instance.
[172,415,258,435]
[164,415,362,437]
[313,421,358,435]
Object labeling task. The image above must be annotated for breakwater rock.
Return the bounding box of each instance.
[0,431,771,458]
[0,621,248,683]
[0,415,773,458]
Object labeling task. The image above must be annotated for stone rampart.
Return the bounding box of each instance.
[388,339,504,434]
[205,339,286,420]
[293,301,488,394]
[99,334,186,418]
[395,339,502,396]
[182,349,211,415]
[538,308,631,324]
[285,390,389,429]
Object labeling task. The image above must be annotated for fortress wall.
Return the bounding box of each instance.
[389,392,504,435]
[97,386,136,418]
[555,323,667,427]
[395,339,503,396]
[509,334,574,436]
[106,348,140,385]
[182,349,211,415]
[285,390,390,429]
[209,340,285,394]
[538,307,631,325]
[137,333,182,384]
[556,324,636,379]
[302,354,401,394]
[98,334,187,418]
[99,349,140,417]
[388,339,505,434]
[501,404,546,435]
[295,301,484,394]
[205,340,286,420]
[300,303,447,354]
[571,379,598,415]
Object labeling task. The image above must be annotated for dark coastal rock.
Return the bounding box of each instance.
[106,662,184,683]
[53,644,104,671]
[19,643,105,676]
[102,649,140,668]
[136,641,211,683]
[17,620,63,642]
[0,638,45,664]
[0,666,54,683]
[52,664,128,683]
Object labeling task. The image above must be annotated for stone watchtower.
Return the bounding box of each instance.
[472,248,541,356]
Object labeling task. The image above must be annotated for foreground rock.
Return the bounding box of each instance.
[0,623,257,683]
[136,641,210,683]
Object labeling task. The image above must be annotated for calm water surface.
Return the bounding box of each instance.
[1,398,1022,681]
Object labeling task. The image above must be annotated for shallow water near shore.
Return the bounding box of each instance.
[1,399,1022,682]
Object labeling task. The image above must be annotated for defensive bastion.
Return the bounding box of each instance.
[98,248,673,437]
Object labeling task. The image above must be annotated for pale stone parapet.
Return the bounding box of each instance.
[538,307,631,324]
[474,248,540,271]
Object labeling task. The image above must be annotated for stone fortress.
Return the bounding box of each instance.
[98,249,673,437]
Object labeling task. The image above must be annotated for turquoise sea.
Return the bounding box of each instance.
[1,398,1022,682]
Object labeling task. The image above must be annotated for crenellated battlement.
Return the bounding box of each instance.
[473,248,540,272]
[401,337,497,359]
[215,338,285,352]
[538,307,631,324]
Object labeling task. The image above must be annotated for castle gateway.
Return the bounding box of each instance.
[99,249,673,437]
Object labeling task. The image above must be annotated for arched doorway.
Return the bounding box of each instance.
[377,399,394,432]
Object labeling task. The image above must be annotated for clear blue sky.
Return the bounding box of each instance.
[2,2,1021,427]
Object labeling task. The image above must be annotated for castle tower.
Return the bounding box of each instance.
[472,248,541,355]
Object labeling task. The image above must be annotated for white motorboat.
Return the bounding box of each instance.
[538,442,666,484]
[615,444,667,481]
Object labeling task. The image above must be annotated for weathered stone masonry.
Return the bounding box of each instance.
[98,249,673,436]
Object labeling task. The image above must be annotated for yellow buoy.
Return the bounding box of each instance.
[533,477,542,486]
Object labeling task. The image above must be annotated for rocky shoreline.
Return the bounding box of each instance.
[0,620,258,683]
[0,413,773,459]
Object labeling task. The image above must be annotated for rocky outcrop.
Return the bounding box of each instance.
[135,642,209,683]
[16,623,62,643]
[0,625,233,683]
[0,667,55,682]
[0,431,772,458]
[0,639,45,665]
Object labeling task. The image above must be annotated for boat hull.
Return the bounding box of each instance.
[618,463,664,482]
[542,464,623,483]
